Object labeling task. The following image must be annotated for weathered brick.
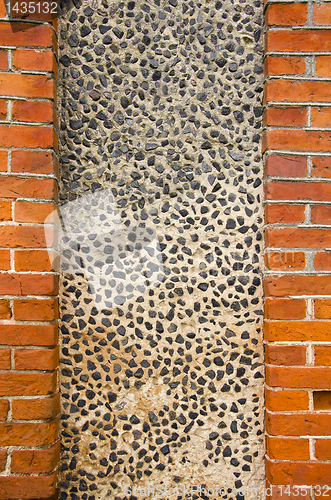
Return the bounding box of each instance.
[0,420,58,446]
[267,366,331,388]
[0,300,11,320]
[312,107,331,128]
[265,345,306,366]
[11,150,54,175]
[265,205,305,224]
[0,400,9,421]
[0,73,54,99]
[0,450,7,473]
[267,437,310,461]
[265,155,307,178]
[265,298,306,320]
[0,273,58,295]
[264,107,307,127]
[12,393,60,420]
[0,124,53,148]
[315,439,331,460]
[265,388,309,411]
[265,321,331,342]
[0,200,11,221]
[315,299,331,319]
[15,200,57,223]
[0,372,56,396]
[265,80,331,103]
[0,177,57,200]
[265,275,331,298]
[12,100,54,123]
[266,459,331,486]
[316,56,331,77]
[11,441,60,474]
[0,324,57,346]
[264,252,305,271]
[0,250,10,270]
[265,56,305,76]
[315,345,331,366]
[266,227,331,249]
[0,150,7,171]
[0,226,48,248]
[313,2,331,24]
[266,3,307,26]
[266,412,331,436]
[0,348,11,369]
[266,30,331,52]
[0,100,6,120]
[14,299,58,321]
[13,48,53,71]
[15,346,59,370]
[0,472,57,500]
[0,23,53,47]
[0,49,8,70]
[15,249,55,272]
[264,129,331,153]
[311,205,331,225]
[315,251,331,270]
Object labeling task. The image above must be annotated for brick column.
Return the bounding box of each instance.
[0,4,59,499]
[264,0,331,496]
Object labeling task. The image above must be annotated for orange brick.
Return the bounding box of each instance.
[14,299,58,321]
[15,346,59,371]
[15,250,56,272]
[312,107,331,127]
[12,100,54,123]
[312,156,331,178]
[0,450,6,473]
[0,420,58,446]
[0,372,56,396]
[316,56,331,77]
[266,3,307,26]
[0,150,7,171]
[315,346,331,366]
[311,205,331,225]
[0,472,57,500]
[12,393,60,420]
[0,23,53,47]
[267,366,331,388]
[0,250,10,270]
[315,299,331,319]
[13,48,54,71]
[267,437,310,461]
[264,107,307,127]
[315,251,331,270]
[265,56,305,76]
[265,345,306,366]
[0,49,8,70]
[15,200,56,222]
[0,73,53,99]
[314,390,331,410]
[314,2,331,24]
[0,200,11,221]
[0,225,52,248]
[0,324,57,346]
[265,320,331,342]
[265,252,305,271]
[266,412,331,436]
[11,441,60,474]
[0,348,11,369]
[0,400,9,421]
[266,30,331,52]
[265,298,306,320]
[315,439,331,460]
[0,124,53,148]
[0,100,6,120]
[0,301,11,321]
[265,388,309,411]
[11,150,55,175]
[265,80,331,103]
[10,0,56,22]
[266,459,331,487]
[264,129,331,154]
[0,273,58,295]
[265,205,305,224]
[265,155,307,177]
[266,227,331,249]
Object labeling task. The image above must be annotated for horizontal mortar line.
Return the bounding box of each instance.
[0,172,58,179]
[266,26,331,31]
[266,102,331,107]
[0,321,58,326]
[0,18,52,26]
[264,272,331,276]
[0,121,54,127]
[267,76,331,82]
[0,70,53,77]
[266,149,331,156]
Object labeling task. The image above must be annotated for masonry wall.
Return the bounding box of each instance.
[0,5,59,500]
[264,0,331,497]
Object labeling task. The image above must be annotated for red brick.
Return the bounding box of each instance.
[265,56,305,76]
[0,150,7,171]
[0,372,56,396]
[0,420,57,446]
[0,273,58,295]
[267,437,310,461]
[0,49,8,70]
[311,205,331,225]
[265,483,312,499]
[0,324,57,346]
[0,100,6,120]
[312,157,331,178]
[314,390,331,410]
[10,0,56,22]
[0,472,57,500]
[15,250,56,272]
[266,459,331,486]
[14,299,58,322]
[0,200,11,221]
[265,321,331,342]
[265,205,305,224]
[266,3,307,26]
[265,275,331,298]
[265,155,307,177]
[265,388,309,411]
[313,2,331,24]
[12,100,54,123]
[0,23,53,47]
[264,107,307,127]
[12,48,53,71]
[315,299,331,319]
[11,150,54,175]
[0,250,10,270]
[267,366,331,388]
[0,124,53,148]
[15,200,57,222]
[0,226,49,248]
[12,393,60,420]
[0,348,11,369]
[265,345,306,366]
[264,129,331,153]
[266,412,331,436]
[0,73,54,99]
[265,252,305,271]
[316,56,331,77]
[0,450,7,473]
[265,298,306,320]
[315,439,331,460]
[315,251,331,270]
[11,441,60,474]
[266,227,331,249]
[0,300,11,321]
[0,400,9,421]
[315,346,331,366]
[266,30,331,52]
[265,80,331,103]
[312,107,331,128]
[15,346,59,370]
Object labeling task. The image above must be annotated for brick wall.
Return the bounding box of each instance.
[264,0,331,497]
[0,4,59,499]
